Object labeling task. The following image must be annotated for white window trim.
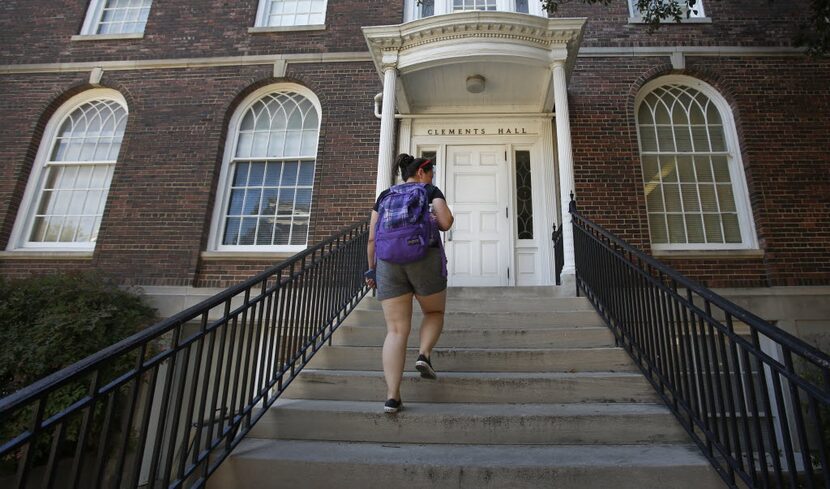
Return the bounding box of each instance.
[80,0,151,36]
[635,75,758,252]
[404,0,545,22]
[71,33,145,42]
[254,0,328,28]
[207,83,322,253]
[627,0,709,23]
[7,89,128,252]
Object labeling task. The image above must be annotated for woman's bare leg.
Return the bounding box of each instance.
[414,289,447,359]
[381,293,414,400]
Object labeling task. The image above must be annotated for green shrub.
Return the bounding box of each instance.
[0,272,157,472]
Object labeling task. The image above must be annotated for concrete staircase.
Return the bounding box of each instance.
[208,287,725,489]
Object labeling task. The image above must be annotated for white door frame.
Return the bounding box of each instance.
[403,117,558,286]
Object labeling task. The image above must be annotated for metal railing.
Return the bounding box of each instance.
[571,208,830,488]
[552,222,564,286]
[0,219,371,489]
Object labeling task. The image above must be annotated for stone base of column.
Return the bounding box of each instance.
[557,273,578,297]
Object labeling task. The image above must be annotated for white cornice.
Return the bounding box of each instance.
[0,45,808,75]
[0,52,372,75]
[364,12,586,51]
[579,46,807,57]
[363,12,586,77]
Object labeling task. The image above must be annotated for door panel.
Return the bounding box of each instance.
[446,145,509,287]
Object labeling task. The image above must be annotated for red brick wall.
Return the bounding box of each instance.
[551,0,808,48]
[0,63,381,286]
[1,0,829,288]
[569,55,830,287]
[0,0,404,65]
[0,259,92,280]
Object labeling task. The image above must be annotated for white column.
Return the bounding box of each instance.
[376,62,398,196]
[552,60,576,280]
[540,119,557,285]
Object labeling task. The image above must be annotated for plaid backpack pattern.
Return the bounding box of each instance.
[375,183,433,265]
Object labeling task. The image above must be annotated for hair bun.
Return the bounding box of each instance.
[395,153,414,170]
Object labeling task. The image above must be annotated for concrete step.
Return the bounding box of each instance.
[445,286,579,299]
[306,346,636,372]
[250,399,688,445]
[208,439,724,489]
[282,370,659,403]
[357,295,596,313]
[343,309,604,328]
[331,325,616,348]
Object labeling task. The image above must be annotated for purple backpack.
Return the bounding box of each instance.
[375,183,434,264]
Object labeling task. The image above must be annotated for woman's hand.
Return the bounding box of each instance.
[364,269,376,289]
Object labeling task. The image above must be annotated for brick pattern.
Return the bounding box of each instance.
[569,55,830,287]
[0,0,404,66]
[0,259,92,280]
[550,0,809,48]
[0,0,813,67]
[1,1,829,288]
[0,63,381,286]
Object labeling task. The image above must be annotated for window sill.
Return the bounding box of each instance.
[0,250,94,260]
[628,17,712,25]
[652,249,765,260]
[201,251,297,261]
[71,33,145,41]
[248,24,326,33]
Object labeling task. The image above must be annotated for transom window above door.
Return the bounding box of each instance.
[405,0,543,21]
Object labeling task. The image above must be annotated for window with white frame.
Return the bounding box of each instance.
[636,77,755,250]
[211,87,320,251]
[8,91,126,251]
[255,0,327,27]
[81,0,152,35]
[628,0,705,20]
[406,0,540,21]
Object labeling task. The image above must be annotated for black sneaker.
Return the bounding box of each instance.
[384,398,403,413]
[415,354,437,380]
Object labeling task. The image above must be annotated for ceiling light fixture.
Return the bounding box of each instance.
[466,75,486,94]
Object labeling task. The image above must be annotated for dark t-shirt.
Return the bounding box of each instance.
[372,183,446,211]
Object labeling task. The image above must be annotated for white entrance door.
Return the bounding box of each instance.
[445,145,510,287]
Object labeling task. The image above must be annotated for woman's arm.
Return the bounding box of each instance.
[366,210,379,288]
[431,198,454,232]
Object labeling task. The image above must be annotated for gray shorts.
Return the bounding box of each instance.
[376,247,447,301]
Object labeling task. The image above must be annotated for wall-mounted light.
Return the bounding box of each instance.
[466,75,486,94]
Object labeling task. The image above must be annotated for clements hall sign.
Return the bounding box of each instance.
[426,127,529,136]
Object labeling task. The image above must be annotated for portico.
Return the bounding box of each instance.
[364,11,586,287]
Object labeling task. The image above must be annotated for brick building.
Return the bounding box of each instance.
[1,0,828,343]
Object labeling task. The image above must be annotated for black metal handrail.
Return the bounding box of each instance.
[552,222,564,286]
[0,219,371,489]
[571,208,830,488]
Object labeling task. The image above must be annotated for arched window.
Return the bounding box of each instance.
[635,76,756,250]
[8,90,127,251]
[210,85,320,251]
